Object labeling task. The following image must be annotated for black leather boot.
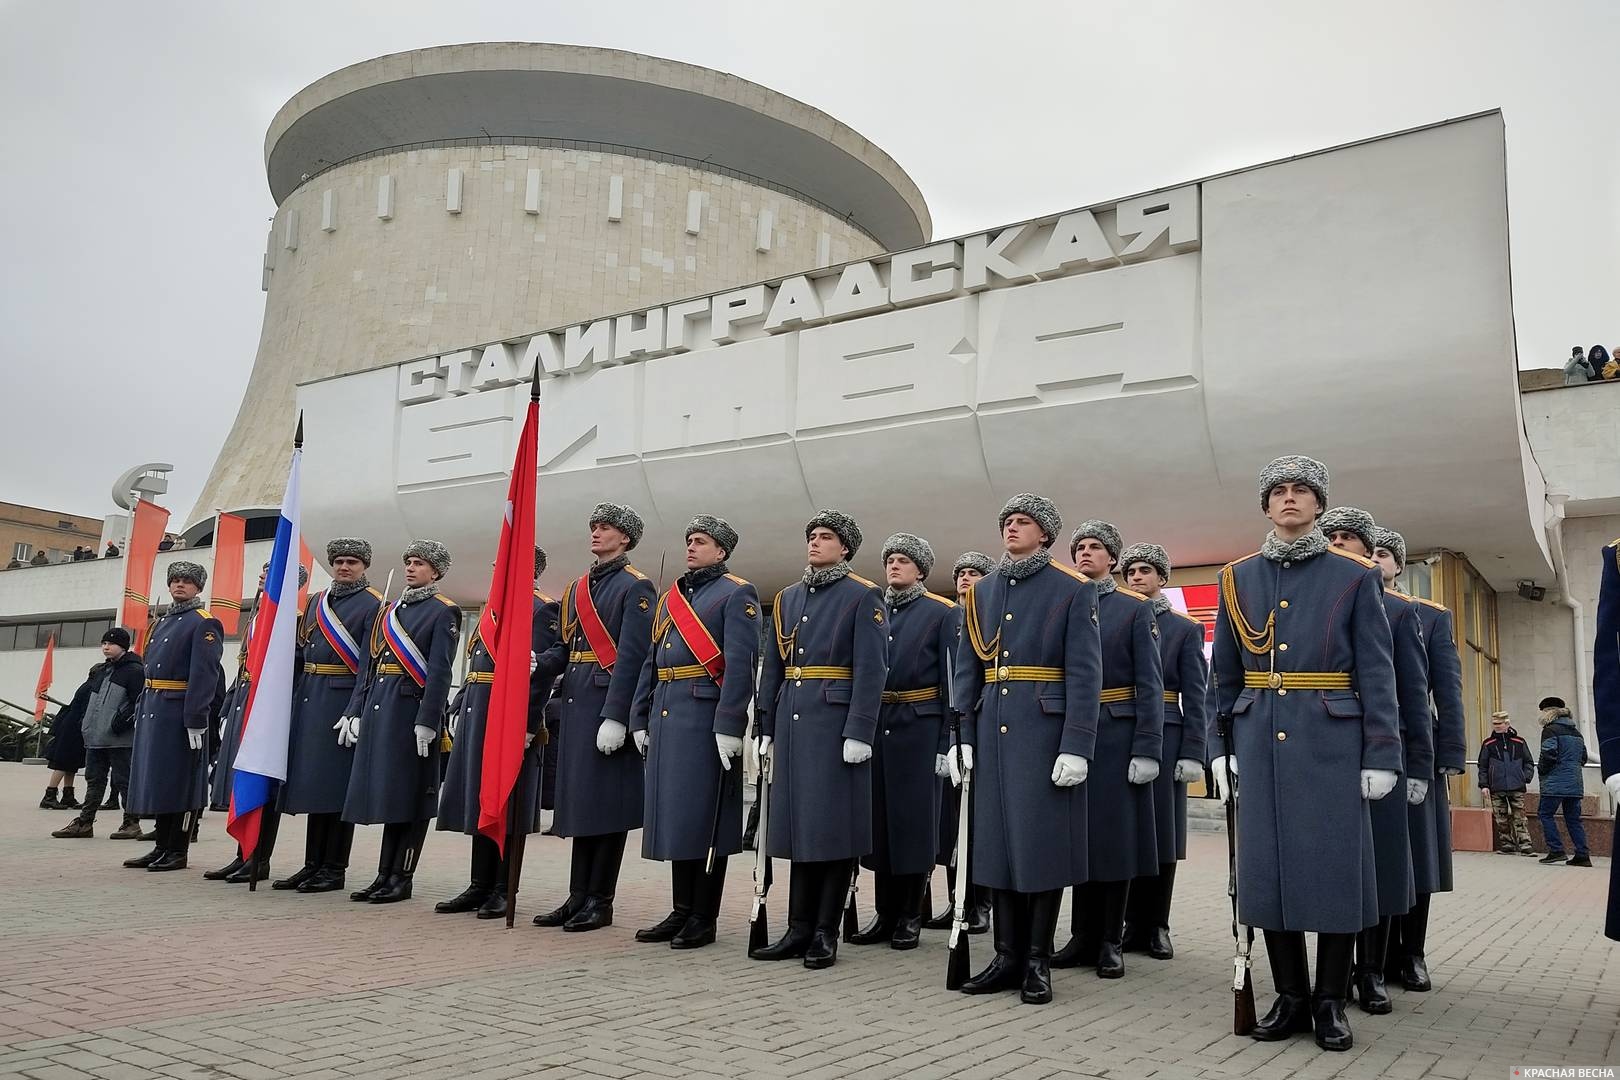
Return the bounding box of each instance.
[563,832,624,931]
[961,889,1025,994]
[1351,921,1392,1014]
[123,814,170,868]
[967,883,992,934]
[805,860,848,969]
[1313,932,1355,1051]
[476,838,515,920]
[148,812,192,872]
[1022,889,1060,1005]
[751,860,815,960]
[1095,880,1128,979]
[225,857,270,884]
[370,820,427,903]
[672,857,725,949]
[353,821,403,901]
[438,834,499,913]
[205,849,246,881]
[849,870,896,945]
[890,873,925,951]
[277,814,329,891]
[1050,884,1094,968]
[1148,863,1177,959]
[638,859,697,942]
[1395,894,1432,991]
[1121,871,1156,953]
[1251,930,1314,1041]
[535,835,593,926]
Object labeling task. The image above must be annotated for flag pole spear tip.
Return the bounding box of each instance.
[530,362,542,403]
[294,412,305,450]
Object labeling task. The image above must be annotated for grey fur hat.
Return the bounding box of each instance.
[264,561,310,588]
[589,502,645,550]
[403,539,451,578]
[1068,519,1123,564]
[326,538,372,567]
[953,551,994,578]
[1119,542,1171,581]
[1319,506,1377,554]
[686,515,739,559]
[1372,527,1407,570]
[999,493,1062,549]
[881,532,935,578]
[166,560,207,588]
[806,509,862,559]
[1258,455,1329,514]
[534,546,548,578]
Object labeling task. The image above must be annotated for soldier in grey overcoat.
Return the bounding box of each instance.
[531,504,656,933]
[629,516,759,951]
[1322,508,1431,1014]
[1210,457,1403,1053]
[124,561,224,873]
[750,510,887,971]
[1372,527,1467,989]
[1052,521,1163,980]
[278,538,381,894]
[1118,543,1210,962]
[848,533,955,951]
[949,494,1102,1006]
[1595,535,1620,943]
[436,546,559,921]
[338,540,461,904]
[925,551,995,935]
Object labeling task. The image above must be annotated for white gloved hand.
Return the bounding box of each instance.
[530,650,538,675]
[1406,777,1429,805]
[448,711,460,740]
[1173,758,1204,783]
[187,728,205,751]
[597,719,627,754]
[524,731,536,749]
[1361,768,1399,800]
[935,752,951,779]
[716,733,743,771]
[334,715,352,748]
[842,738,872,765]
[1052,753,1089,787]
[756,734,773,764]
[1438,766,1463,777]
[1210,756,1237,803]
[633,728,649,755]
[948,744,974,787]
[1127,756,1160,785]
[414,725,435,758]
[1605,772,1620,803]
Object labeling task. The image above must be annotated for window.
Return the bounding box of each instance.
[11,542,29,562]
[57,520,74,529]
[83,618,113,645]
[1406,550,1500,807]
[35,623,61,649]
[0,626,16,651]
[57,621,86,649]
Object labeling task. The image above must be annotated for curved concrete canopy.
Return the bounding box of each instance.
[265,43,931,251]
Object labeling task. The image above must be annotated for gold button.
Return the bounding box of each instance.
[1277,731,1287,741]
[997,666,1010,682]
[1000,725,1008,733]
[1279,600,1289,609]
[1278,643,1288,651]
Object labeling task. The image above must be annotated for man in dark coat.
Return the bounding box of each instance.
[436,546,559,921]
[950,494,1102,1006]
[531,503,656,933]
[1371,527,1467,990]
[1118,543,1209,961]
[1534,696,1592,865]
[1321,507,1430,1015]
[339,540,461,903]
[52,630,145,839]
[1210,456,1402,1052]
[750,509,887,970]
[925,551,995,935]
[1053,521,1163,980]
[42,677,87,810]
[848,532,955,951]
[278,538,381,893]
[630,516,760,950]
[124,561,224,872]
[1594,536,1620,941]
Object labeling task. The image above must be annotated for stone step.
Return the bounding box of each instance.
[1187,798,1228,833]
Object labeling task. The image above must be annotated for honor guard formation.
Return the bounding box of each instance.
[63,454,1603,1057]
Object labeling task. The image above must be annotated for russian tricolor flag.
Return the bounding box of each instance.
[227,441,303,862]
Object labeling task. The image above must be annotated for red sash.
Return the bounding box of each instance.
[665,585,724,685]
[574,573,619,671]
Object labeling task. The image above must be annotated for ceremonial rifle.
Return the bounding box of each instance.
[747,752,773,952]
[944,712,972,990]
[1219,709,1256,1035]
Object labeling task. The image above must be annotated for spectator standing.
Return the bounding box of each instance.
[1478,711,1537,855]
[1535,696,1592,866]
[103,542,120,558]
[1565,347,1595,385]
[41,679,90,809]
[1590,346,1614,383]
[52,629,145,840]
[29,551,49,567]
[1603,345,1620,381]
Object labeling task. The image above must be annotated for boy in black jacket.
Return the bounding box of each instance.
[1477,711,1536,856]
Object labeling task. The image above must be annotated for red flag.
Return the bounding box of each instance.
[476,395,540,853]
[34,635,54,723]
[210,513,247,635]
[121,499,171,652]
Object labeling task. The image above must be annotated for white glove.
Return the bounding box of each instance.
[1406,777,1429,805]
[1052,753,1089,787]
[187,728,205,751]
[1361,768,1399,800]
[448,711,460,739]
[1438,766,1463,777]
[1127,756,1160,785]
[948,744,974,787]
[1210,756,1237,803]
[1173,758,1204,783]
[633,729,649,755]
[596,719,627,754]
[1605,772,1620,803]
[334,715,352,747]
[414,725,435,758]
[530,650,538,675]
[756,734,773,764]
[716,733,743,771]
[935,752,951,779]
[524,731,536,749]
[842,738,872,765]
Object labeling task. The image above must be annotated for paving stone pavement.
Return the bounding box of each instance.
[3,761,1616,1079]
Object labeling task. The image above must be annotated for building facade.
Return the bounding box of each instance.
[0,503,103,568]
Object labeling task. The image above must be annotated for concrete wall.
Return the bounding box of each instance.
[1522,380,1620,513]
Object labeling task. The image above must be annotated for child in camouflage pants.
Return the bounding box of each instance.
[1478,712,1537,856]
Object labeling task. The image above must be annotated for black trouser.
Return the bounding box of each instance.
[568,832,628,898]
[1071,879,1131,947]
[377,819,432,878]
[1125,862,1178,930]
[80,747,132,824]
[303,812,355,871]
[785,859,854,934]
[155,811,194,856]
[470,832,523,894]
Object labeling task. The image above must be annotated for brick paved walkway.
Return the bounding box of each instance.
[2,761,1615,1078]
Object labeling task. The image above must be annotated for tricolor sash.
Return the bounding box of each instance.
[573,573,619,671]
[665,584,724,685]
[383,603,429,687]
[316,590,363,674]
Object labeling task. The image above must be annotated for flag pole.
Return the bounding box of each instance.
[502,368,543,928]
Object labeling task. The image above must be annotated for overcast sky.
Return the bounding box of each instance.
[2,0,1615,521]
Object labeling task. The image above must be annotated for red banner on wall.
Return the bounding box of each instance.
[210,513,246,635]
[121,500,171,651]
